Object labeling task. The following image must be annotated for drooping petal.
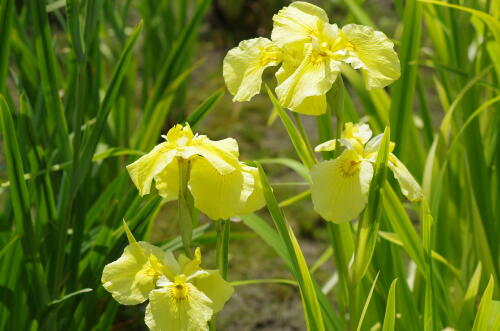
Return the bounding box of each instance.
[388,154,423,201]
[236,164,266,215]
[310,150,373,223]
[127,144,176,196]
[195,270,234,313]
[181,139,239,176]
[275,51,327,115]
[101,242,169,305]
[145,283,213,331]
[272,1,329,47]
[204,137,239,160]
[292,94,328,115]
[153,158,180,201]
[275,44,340,114]
[189,158,248,220]
[223,37,282,102]
[314,139,337,152]
[341,24,400,89]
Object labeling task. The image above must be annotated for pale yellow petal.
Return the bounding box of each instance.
[275,57,327,115]
[165,123,195,144]
[179,247,202,277]
[310,150,373,223]
[275,44,340,114]
[188,158,246,220]
[314,139,337,152]
[205,137,239,160]
[101,242,167,305]
[153,158,179,201]
[343,122,372,144]
[223,37,282,102]
[272,1,328,47]
[195,270,234,313]
[388,154,423,201]
[293,94,327,115]
[341,24,400,89]
[126,144,176,196]
[237,164,266,215]
[145,283,212,331]
[181,139,239,176]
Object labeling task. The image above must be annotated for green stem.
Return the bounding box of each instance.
[210,219,230,331]
[177,158,193,258]
[215,219,230,279]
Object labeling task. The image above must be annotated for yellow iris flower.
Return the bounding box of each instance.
[126,123,265,220]
[102,222,234,331]
[223,1,400,115]
[311,122,422,223]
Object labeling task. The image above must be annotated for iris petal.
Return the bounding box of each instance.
[101,242,169,305]
[272,1,329,47]
[388,154,423,201]
[311,150,373,223]
[341,24,400,89]
[195,270,234,313]
[275,44,340,114]
[126,145,176,196]
[223,37,282,102]
[145,283,213,331]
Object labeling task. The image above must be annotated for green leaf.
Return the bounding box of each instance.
[356,271,380,331]
[0,0,13,92]
[186,88,224,129]
[257,158,311,182]
[265,86,316,169]
[458,263,482,328]
[422,199,438,330]
[352,125,390,283]
[419,0,500,44]
[48,288,93,307]
[382,183,426,273]
[142,0,211,121]
[78,21,143,186]
[382,279,398,331]
[256,162,325,331]
[29,0,71,159]
[388,0,425,174]
[0,96,50,313]
[472,276,495,331]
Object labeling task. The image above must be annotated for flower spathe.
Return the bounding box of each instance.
[223,2,400,115]
[102,222,234,331]
[126,123,265,220]
[311,122,422,223]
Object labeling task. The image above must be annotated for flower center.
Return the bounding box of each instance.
[140,254,164,280]
[170,280,189,302]
[260,45,283,67]
[339,158,361,177]
[311,50,328,64]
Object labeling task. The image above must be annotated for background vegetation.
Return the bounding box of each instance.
[0,0,499,330]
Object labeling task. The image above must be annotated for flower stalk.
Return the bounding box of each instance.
[177,158,193,258]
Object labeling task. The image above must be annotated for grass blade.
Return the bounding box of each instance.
[382,278,398,331]
[256,162,325,331]
[472,276,495,331]
[356,271,379,331]
[265,86,316,169]
[186,88,224,129]
[352,125,390,283]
